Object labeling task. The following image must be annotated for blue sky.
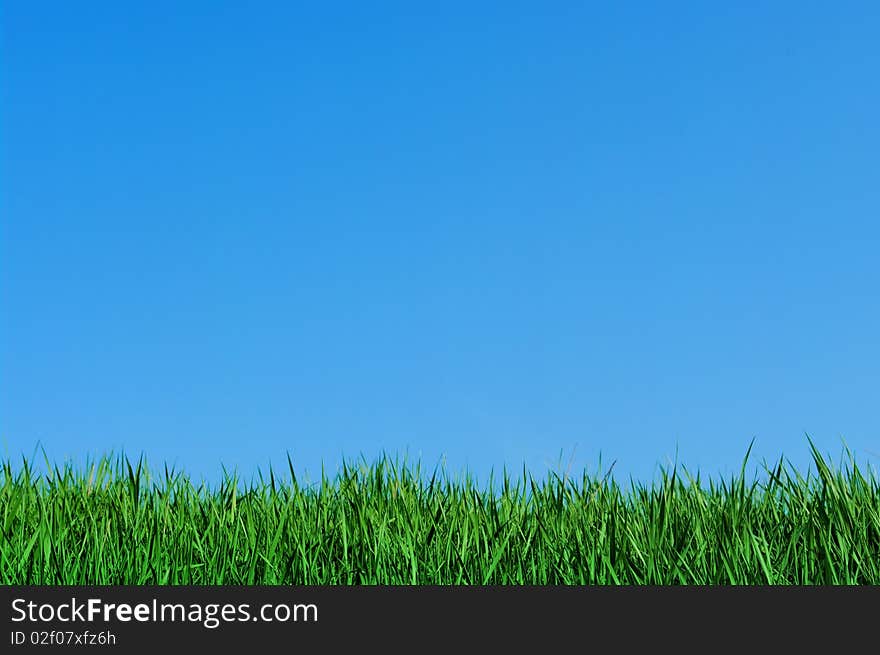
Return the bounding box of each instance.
[2,2,878,488]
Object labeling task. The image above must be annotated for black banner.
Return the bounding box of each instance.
[1,585,875,652]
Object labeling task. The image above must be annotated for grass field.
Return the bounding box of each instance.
[2,441,878,584]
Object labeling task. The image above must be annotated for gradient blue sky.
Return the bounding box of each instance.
[2,2,878,487]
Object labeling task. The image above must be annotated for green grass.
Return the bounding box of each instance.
[2,440,879,584]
